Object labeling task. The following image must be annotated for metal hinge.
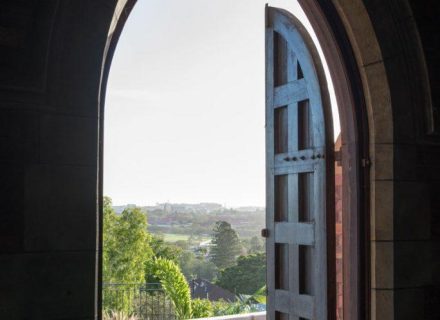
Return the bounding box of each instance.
[261,228,269,238]
[361,158,371,167]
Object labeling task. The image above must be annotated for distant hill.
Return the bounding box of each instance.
[112,202,265,239]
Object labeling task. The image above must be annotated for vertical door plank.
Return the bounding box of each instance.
[265,6,276,320]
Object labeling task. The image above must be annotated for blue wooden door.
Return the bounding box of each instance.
[265,6,335,320]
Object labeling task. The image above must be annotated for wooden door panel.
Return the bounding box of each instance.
[266,5,335,320]
[274,222,315,245]
[273,80,308,107]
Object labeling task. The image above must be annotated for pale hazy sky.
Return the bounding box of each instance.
[104,0,339,207]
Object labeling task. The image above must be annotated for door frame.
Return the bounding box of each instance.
[299,1,371,319]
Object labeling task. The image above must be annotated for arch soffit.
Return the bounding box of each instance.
[298,0,395,318]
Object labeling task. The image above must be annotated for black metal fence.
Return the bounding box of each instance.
[103,283,176,320]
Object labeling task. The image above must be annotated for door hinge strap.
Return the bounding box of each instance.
[362,158,371,167]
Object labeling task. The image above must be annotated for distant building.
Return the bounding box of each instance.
[189,279,237,302]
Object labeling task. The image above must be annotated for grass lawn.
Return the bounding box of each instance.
[162,233,210,243]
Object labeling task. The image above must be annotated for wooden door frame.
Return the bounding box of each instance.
[298,1,370,319]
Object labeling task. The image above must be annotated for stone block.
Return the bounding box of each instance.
[24,164,97,252]
[394,241,431,288]
[0,164,25,253]
[335,0,383,66]
[0,109,39,165]
[371,241,394,289]
[362,62,393,144]
[371,143,393,181]
[363,0,414,61]
[384,56,418,144]
[371,180,393,241]
[40,114,97,166]
[371,288,393,320]
[47,1,116,117]
[394,287,426,320]
[394,181,431,240]
[393,144,420,181]
[0,251,96,319]
[424,285,440,319]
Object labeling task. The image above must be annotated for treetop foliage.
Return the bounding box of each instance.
[103,198,152,284]
[103,197,267,318]
[210,221,242,269]
[216,253,266,295]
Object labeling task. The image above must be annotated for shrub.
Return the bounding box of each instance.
[191,299,213,318]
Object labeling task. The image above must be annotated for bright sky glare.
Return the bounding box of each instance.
[104,0,340,207]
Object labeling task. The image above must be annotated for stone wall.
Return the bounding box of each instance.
[0,1,120,318]
[362,0,440,318]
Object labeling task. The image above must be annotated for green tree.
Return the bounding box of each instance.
[146,235,184,283]
[209,221,242,269]
[216,253,266,295]
[103,196,118,283]
[103,198,153,313]
[248,236,264,254]
[150,234,183,263]
[191,259,218,281]
[179,251,199,280]
[151,258,192,319]
[104,205,152,284]
[179,251,218,281]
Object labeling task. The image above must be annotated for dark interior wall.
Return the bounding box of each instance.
[408,0,440,134]
[363,0,440,318]
[0,1,118,318]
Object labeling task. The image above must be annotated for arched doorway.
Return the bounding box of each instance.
[100,0,440,318]
[1,1,438,319]
[100,1,370,319]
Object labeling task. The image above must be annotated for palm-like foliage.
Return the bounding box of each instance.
[151,258,192,319]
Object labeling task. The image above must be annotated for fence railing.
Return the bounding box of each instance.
[103,283,176,320]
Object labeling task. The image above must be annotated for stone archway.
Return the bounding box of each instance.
[0,1,438,319]
[296,1,440,319]
[102,0,375,318]
[101,1,437,319]
[299,1,395,318]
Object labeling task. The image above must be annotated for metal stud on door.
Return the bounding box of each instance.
[265,6,335,320]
